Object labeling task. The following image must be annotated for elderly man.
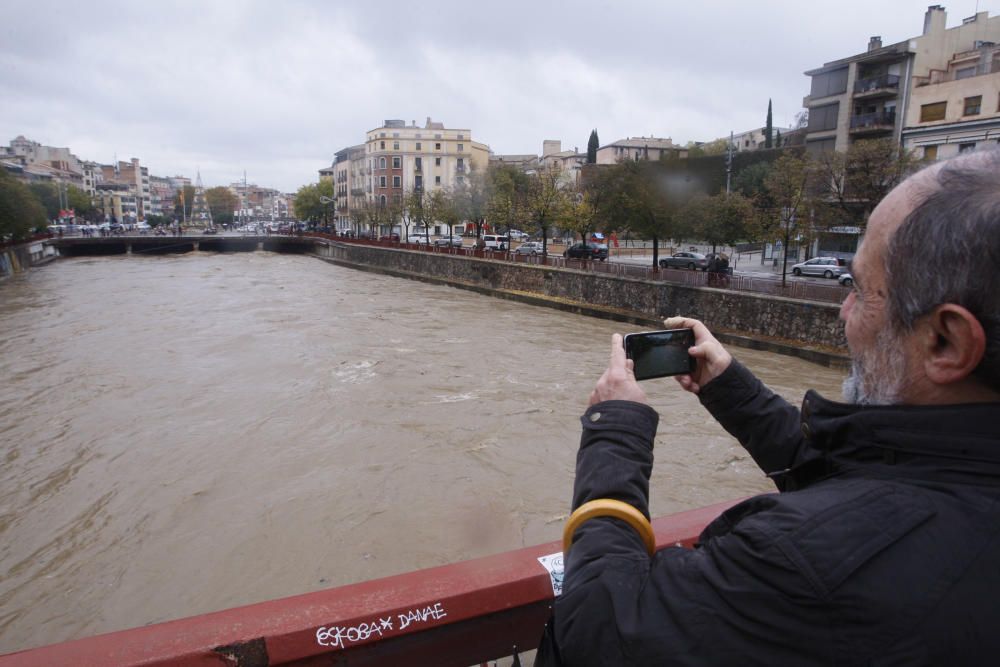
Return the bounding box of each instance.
[544,149,1000,665]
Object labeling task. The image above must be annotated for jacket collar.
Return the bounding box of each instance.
[798,390,1000,486]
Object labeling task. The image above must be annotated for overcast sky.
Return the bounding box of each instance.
[2,0,997,193]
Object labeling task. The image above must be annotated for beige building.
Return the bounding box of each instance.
[594,137,687,163]
[803,5,1000,154]
[540,140,586,185]
[903,40,1000,159]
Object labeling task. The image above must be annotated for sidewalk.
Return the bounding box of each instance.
[609,244,789,279]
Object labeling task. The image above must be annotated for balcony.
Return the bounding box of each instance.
[853,73,900,98]
[849,110,895,134]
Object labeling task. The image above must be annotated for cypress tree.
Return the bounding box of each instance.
[775,129,782,148]
[587,129,599,164]
[765,99,773,149]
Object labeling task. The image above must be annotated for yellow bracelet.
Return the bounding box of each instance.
[562,498,656,557]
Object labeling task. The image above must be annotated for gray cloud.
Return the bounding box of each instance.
[1,0,994,192]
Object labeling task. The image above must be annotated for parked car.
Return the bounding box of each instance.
[482,234,510,250]
[508,229,529,241]
[378,233,400,242]
[659,251,708,270]
[838,273,854,287]
[791,257,846,279]
[409,235,431,245]
[433,235,464,247]
[563,242,608,261]
[514,241,545,256]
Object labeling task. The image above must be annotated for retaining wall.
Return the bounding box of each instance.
[316,242,847,355]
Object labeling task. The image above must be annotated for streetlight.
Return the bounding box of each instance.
[319,195,335,232]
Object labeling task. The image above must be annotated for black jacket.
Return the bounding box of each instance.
[548,361,1000,666]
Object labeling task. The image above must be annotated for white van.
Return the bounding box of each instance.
[482,234,509,250]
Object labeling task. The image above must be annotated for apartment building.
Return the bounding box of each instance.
[903,38,1000,158]
[365,117,489,207]
[330,144,365,231]
[803,5,1000,154]
[540,140,586,185]
[727,125,796,151]
[594,137,687,163]
[99,158,151,220]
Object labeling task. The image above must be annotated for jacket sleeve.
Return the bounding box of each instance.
[554,400,827,666]
[698,359,808,478]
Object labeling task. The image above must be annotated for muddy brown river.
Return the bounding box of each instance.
[0,252,847,653]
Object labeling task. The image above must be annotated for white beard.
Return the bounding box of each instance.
[842,328,908,405]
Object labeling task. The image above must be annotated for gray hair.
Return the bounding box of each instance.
[885,148,1000,390]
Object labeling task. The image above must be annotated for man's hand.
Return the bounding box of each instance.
[589,334,648,406]
[662,316,732,394]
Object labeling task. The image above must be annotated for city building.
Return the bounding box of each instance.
[594,137,687,164]
[726,125,796,152]
[540,140,586,185]
[803,5,1000,154]
[903,38,1000,159]
[331,144,365,231]
[99,158,151,220]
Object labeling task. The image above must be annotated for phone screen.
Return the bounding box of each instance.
[623,329,696,380]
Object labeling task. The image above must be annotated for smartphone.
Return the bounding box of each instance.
[623,329,696,380]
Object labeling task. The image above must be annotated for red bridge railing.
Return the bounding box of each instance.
[0,499,741,667]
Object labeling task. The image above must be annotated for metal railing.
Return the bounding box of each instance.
[853,73,900,93]
[850,110,896,130]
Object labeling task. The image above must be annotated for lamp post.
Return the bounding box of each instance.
[319,195,335,232]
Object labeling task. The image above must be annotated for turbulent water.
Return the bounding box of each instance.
[0,252,846,653]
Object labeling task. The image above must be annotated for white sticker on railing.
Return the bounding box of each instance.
[537,552,564,596]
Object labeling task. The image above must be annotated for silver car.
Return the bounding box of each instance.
[791,257,846,279]
[433,235,464,248]
[514,241,545,255]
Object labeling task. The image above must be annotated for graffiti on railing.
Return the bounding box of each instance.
[315,601,448,649]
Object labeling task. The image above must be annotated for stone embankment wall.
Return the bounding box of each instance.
[0,239,56,278]
[317,242,847,355]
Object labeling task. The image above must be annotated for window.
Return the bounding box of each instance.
[392,156,401,169]
[435,176,441,185]
[379,157,387,169]
[415,175,423,189]
[380,195,387,206]
[955,66,977,80]
[392,176,401,188]
[963,95,982,115]
[807,103,839,132]
[393,141,399,150]
[923,145,938,161]
[457,143,464,152]
[380,133,386,138]
[457,134,465,139]
[958,142,976,153]
[380,141,385,149]
[392,132,399,138]
[415,157,422,171]
[457,158,464,172]
[416,142,421,150]
[435,143,441,150]
[435,157,441,166]
[920,102,947,122]
[809,67,848,98]
[379,176,387,187]
[805,138,836,156]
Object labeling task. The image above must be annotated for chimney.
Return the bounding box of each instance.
[923,5,946,36]
[868,35,882,51]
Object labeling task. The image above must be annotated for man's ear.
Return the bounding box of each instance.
[918,304,986,385]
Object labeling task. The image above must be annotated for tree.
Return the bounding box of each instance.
[427,189,460,239]
[0,170,46,240]
[685,138,729,158]
[520,165,571,257]
[402,189,427,241]
[453,167,490,239]
[205,186,239,226]
[755,155,816,286]
[765,99,774,149]
[679,192,754,253]
[587,129,600,164]
[775,129,782,148]
[292,181,335,225]
[813,138,918,232]
[484,163,530,242]
[28,182,60,220]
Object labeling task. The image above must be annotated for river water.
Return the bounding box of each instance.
[0,252,846,653]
